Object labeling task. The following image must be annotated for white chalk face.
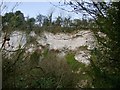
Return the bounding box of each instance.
[38,30,96,50]
[75,51,91,65]
[9,31,26,50]
[0,30,96,65]
[3,41,10,48]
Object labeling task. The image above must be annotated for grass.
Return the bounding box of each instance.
[65,52,93,87]
[65,53,85,71]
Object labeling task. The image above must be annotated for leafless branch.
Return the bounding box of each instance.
[49,2,74,13]
[11,2,21,12]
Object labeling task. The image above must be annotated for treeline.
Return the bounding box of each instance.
[2,10,97,33]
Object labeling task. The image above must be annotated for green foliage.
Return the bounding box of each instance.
[2,11,25,30]
[65,1,120,87]
[54,16,63,26]
[78,46,88,51]
[26,17,36,30]
[29,51,40,68]
[65,52,93,87]
[3,49,80,88]
[42,47,49,57]
[89,2,120,88]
